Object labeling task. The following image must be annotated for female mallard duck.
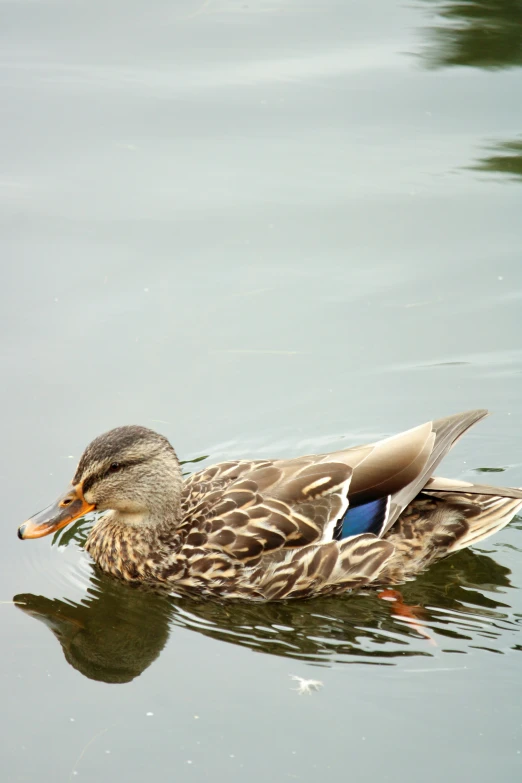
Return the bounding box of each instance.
[17,409,522,601]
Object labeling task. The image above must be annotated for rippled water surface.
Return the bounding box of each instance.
[2,1,522,781]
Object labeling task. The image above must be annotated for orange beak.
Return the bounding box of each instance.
[18,485,95,540]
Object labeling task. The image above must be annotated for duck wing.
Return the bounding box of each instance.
[332,408,491,535]
[183,409,511,565]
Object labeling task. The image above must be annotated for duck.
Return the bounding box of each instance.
[17,409,522,601]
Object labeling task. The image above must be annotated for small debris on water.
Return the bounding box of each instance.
[290,675,323,695]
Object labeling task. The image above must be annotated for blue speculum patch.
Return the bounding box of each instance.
[336,496,389,539]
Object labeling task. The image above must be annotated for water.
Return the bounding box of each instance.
[2,0,522,780]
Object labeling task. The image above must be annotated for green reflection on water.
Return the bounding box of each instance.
[422,0,522,70]
[14,545,519,684]
[472,137,522,180]
[420,5,522,185]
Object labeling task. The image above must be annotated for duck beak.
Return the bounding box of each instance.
[18,485,95,540]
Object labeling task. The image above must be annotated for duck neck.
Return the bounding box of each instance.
[85,503,185,582]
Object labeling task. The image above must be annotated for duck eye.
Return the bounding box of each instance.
[108,462,121,474]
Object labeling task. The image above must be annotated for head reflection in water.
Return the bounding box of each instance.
[13,548,520,684]
[15,576,173,684]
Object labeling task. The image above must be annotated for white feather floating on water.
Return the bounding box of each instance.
[290,675,324,695]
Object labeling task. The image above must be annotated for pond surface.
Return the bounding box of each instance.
[2,0,522,780]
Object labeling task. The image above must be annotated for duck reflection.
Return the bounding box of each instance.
[15,578,172,684]
[14,546,520,684]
